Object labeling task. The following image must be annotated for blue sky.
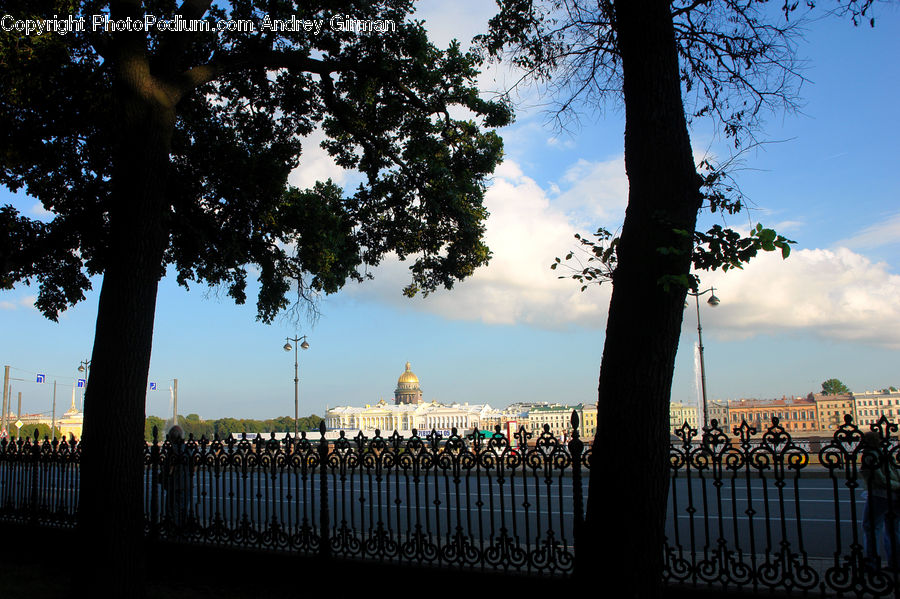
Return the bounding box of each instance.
[1,2,898,422]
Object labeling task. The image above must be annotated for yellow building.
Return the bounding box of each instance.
[813,393,855,431]
[582,403,597,439]
[669,402,700,433]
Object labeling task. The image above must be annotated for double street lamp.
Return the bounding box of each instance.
[686,287,720,429]
[283,336,309,437]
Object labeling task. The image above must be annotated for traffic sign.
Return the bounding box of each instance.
[36,373,45,383]
[14,420,24,430]
[149,382,157,391]
[77,379,85,388]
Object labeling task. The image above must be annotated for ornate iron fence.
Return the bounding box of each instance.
[666,415,900,598]
[3,414,900,597]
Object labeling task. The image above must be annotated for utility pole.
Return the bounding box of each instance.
[172,378,178,427]
[52,381,57,440]
[1,365,9,437]
[16,391,22,440]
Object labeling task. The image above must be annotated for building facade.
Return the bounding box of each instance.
[724,397,818,432]
[813,393,856,431]
[853,390,900,428]
[669,402,700,433]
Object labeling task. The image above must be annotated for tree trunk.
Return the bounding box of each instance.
[77,56,174,594]
[583,1,702,597]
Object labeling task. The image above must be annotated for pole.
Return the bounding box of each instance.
[695,294,709,429]
[16,390,22,440]
[294,344,299,437]
[52,380,57,440]
[1,365,9,437]
[173,378,178,427]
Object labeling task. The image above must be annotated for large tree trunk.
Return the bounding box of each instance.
[583,1,702,597]
[78,52,174,594]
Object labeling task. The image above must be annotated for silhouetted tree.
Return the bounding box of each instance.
[1,1,510,593]
[481,0,876,596]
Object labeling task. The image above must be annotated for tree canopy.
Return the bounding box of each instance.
[0,1,511,593]
[822,378,851,395]
[1,0,511,318]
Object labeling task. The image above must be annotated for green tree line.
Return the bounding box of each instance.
[143,413,323,442]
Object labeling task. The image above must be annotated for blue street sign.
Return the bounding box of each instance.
[36,373,45,383]
[149,382,157,390]
[77,379,85,388]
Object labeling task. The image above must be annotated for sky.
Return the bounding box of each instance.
[1,2,898,423]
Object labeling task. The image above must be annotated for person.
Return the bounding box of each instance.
[162,425,194,537]
[860,430,900,570]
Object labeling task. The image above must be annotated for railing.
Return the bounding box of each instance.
[2,414,900,597]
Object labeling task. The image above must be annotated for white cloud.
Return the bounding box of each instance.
[837,212,900,250]
[30,203,51,217]
[695,248,900,349]
[342,157,900,350]
[287,129,347,190]
[344,159,614,328]
[0,295,37,312]
[553,157,628,223]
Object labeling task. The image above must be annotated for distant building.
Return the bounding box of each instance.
[724,396,818,432]
[669,402,700,433]
[514,402,584,440]
[326,362,496,436]
[812,393,855,431]
[708,400,729,430]
[394,362,423,405]
[582,403,597,439]
[853,389,900,428]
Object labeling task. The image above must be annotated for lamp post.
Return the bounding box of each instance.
[283,336,309,437]
[77,359,91,410]
[686,287,719,429]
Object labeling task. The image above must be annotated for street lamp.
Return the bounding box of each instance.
[283,336,309,437]
[78,358,91,409]
[686,287,719,429]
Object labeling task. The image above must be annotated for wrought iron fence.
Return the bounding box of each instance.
[666,415,900,598]
[3,413,900,597]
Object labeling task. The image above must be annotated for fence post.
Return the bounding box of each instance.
[318,420,330,560]
[150,425,160,542]
[29,429,40,525]
[568,411,585,580]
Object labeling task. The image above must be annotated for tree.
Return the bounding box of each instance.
[822,378,851,395]
[480,1,874,596]
[1,1,510,592]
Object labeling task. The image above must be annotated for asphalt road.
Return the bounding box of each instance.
[138,469,877,560]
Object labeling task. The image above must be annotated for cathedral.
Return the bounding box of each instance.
[394,361,423,405]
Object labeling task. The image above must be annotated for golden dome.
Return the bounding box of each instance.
[398,362,419,385]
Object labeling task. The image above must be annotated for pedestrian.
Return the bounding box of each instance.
[860,430,900,570]
[162,425,194,538]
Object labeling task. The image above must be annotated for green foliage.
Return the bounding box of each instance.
[7,423,63,442]
[143,414,324,442]
[0,1,512,321]
[821,378,851,396]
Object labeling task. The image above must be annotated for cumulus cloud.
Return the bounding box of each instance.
[344,158,616,327]
[343,155,900,350]
[694,248,900,349]
[553,157,628,222]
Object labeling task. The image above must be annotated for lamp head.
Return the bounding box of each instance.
[300,340,310,350]
[283,342,292,352]
[78,364,85,373]
[708,293,720,306]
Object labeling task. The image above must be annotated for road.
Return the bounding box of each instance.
[135,468,875,560]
